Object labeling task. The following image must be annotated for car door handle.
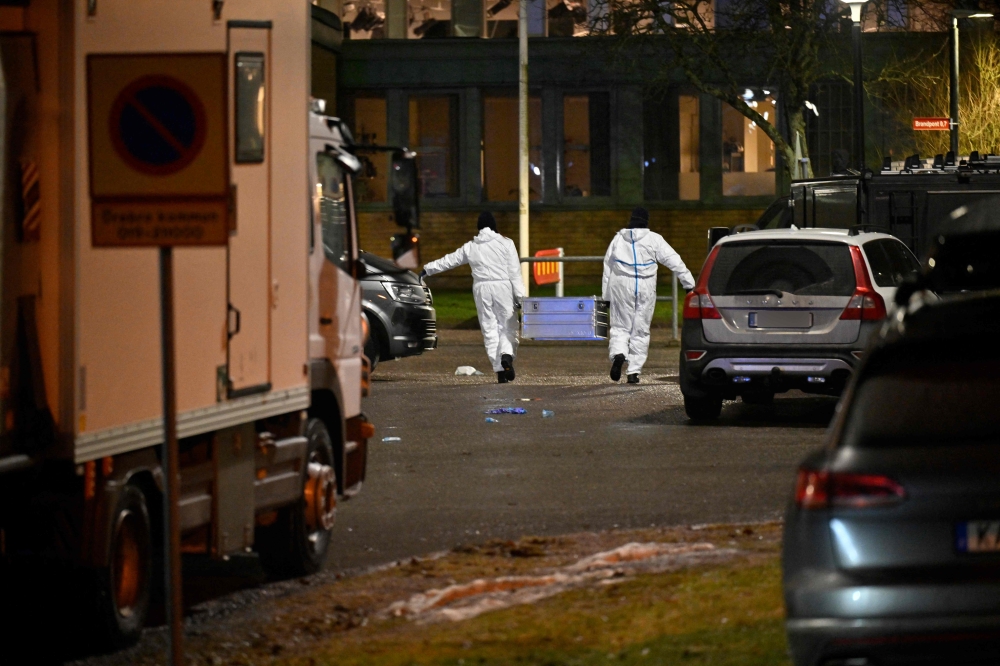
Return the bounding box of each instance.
[228,304,241,339]
[320,316,333,325]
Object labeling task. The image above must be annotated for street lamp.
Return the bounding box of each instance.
[841,0,868,172]
[950,9,994,157]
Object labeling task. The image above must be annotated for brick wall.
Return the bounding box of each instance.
[358,208,764,290]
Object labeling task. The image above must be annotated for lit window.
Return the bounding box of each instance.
[563,93,610,197]
[352,97,388,203]
[235,53,265,164]
[409,96,459,198]
[722,92,776,197]
[678,94,700,200]
[483,95,542,201]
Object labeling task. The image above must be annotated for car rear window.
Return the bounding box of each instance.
[863,238,920,288]
[843,353,1000,448]
[708,241,856,296]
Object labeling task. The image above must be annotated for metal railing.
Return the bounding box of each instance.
[519,256,681,340]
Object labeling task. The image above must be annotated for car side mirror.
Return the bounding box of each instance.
[391,150,420,230]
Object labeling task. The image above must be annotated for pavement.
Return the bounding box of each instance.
[325,329,833,572]
[69,329,832,666]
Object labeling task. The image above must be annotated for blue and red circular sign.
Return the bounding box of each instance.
[109,75,207,176]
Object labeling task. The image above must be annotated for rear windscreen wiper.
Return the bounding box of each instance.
[734,289,786,297]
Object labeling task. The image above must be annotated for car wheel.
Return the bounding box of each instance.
[684,395,723,420]
[94,484,152,649]
[363,333,380,372]
[257,418,336,577]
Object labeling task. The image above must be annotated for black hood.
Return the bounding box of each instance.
[359,251,420,283]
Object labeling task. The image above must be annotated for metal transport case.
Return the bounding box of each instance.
[521,297,610,341]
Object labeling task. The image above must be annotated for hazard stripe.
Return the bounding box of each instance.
[20,160,41,241]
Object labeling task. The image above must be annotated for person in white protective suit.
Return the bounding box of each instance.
[420,212,525,384]
[602,207,696,384]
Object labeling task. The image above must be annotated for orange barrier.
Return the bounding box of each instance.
[533,248,563,286]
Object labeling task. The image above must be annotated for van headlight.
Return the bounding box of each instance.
[384,282,426,304]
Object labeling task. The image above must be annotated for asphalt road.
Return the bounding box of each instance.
[325,330,834,571]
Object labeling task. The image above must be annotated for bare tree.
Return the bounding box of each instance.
[871,29,1000,160]
[595,0,952,180]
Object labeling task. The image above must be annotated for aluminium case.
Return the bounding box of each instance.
[521,297,610,341]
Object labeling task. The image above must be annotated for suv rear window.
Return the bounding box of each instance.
[863,238,920,287]
[843,353,1000,448]
[708,241,856,296]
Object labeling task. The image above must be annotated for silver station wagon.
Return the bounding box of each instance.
[679,228,920,419]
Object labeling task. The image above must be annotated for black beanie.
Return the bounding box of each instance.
[628,207,649,229]
[477,211,497,232]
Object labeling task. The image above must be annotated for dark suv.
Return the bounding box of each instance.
[680,228,919,419]
[360,251,437,369]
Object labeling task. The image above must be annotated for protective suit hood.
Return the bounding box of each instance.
[474,227,502,243]
[618,228,650,242]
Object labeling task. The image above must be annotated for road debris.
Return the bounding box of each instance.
[542,409,555,418]
[485,417,499,423]
[381,436,402,443]
[455,366,484,376]
[384,541,730,624]
[484,407,527,415]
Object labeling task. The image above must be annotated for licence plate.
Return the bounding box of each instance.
[956,521,1000,553]
[748,310,813,329]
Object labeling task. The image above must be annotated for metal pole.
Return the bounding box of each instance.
[950,16,960,156]
[518,0,530,295]
[159,247,183,666]
[672,272,678,341]
[556,247,564,297]
[851,16,866,172]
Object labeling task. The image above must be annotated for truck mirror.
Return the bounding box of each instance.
[707,227,729,251]
[391,150,420,230]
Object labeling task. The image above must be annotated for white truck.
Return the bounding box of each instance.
[0,0,394,649]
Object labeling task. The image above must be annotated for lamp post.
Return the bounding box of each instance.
[950,9,994,157]
[841,0,868,172]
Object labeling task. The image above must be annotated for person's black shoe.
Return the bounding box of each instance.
[501,354,515,381]
[610,354,626,382]
[627,373,640,384]
[497,372,508,384]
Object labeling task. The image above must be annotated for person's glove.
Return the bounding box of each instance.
[418,269,427,281]
[514,298,522,310]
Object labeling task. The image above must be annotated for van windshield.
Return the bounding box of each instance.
[708,241,856,296]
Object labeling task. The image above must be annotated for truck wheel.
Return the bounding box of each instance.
[258,418,337,577]
[95,484,152,649]
[684,395,723,421]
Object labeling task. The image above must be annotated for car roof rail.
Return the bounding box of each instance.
[848,224,883,236]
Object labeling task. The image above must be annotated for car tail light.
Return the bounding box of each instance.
[683,247,722,321]
[795,468,906,509]
[840,246,887,321]
[685,350,707,361]
[683,292,721,320]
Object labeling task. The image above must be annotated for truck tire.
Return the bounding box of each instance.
[684,394,723,421]
[95,484,152,649]
[257,418,336,577]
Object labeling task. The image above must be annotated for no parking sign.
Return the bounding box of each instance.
[88,53,228,246]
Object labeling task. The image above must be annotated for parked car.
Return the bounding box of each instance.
[679,228,920,419]
[360,251,437,369]
[782,285,1000,666]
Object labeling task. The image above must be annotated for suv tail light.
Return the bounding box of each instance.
[795,468,906,509]
[840,246,887,321]
[683,291,721,320]
[683,246,722,321]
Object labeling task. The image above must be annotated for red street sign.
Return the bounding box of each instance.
[913,117,950,131]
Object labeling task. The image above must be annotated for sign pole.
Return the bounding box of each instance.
[159,246,183,666]
[518,0,530,296]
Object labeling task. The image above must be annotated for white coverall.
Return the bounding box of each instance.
[602,228,696,375]
[424,227,526,373]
